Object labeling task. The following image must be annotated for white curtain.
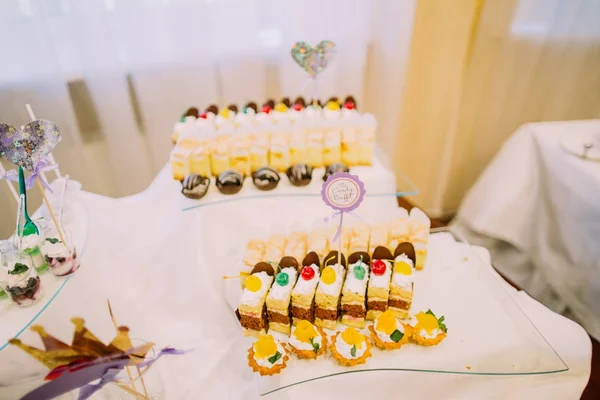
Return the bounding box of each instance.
[0,0,417,237]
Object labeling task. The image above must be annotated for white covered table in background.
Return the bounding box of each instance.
[453,120,600,340]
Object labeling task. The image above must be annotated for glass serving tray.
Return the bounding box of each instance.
[169,154,418,212]
[0,202,88,352]
[212,222,568,396]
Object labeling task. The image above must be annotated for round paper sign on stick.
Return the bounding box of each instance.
[321,172,365,212]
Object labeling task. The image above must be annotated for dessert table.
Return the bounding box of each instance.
[452,120,600,341]
[0,159,592,399]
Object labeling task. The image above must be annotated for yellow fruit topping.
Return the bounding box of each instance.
[245,275,262,292]
[415,311,439,334]
[294,320,317,343]
[274,103,288,112]
[321,266,336,285]
[394,260,412,276]
[254,335,277,360]
[325,101,340,111]
[376,310,398,335]
[341,328,364,349]
[219,108,230,119]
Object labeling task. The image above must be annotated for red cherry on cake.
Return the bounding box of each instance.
[261,105,272,114]
[343,101,355,110]
[300,266,315,280]
[199,112,208,119]
[372,260,386,276]
[292,103,303,111]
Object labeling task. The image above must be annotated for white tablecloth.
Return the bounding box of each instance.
[453,120,600,341]
[0,162,592,399]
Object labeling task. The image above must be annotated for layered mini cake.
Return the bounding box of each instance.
[340,252,370,328]
[388,242,415,319]
[236,263,275,336]
[263,234,287,263]
[409,207,431,270]
[314,251,346,329]
[266,257,299,334]
[307,227,329,260]
[284,232,307,264]
[241,240,266,288]
[366,246,394,321]
[291,252,321,324]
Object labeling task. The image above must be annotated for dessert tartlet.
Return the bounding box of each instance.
[330,327,372,366]
[368,310,411,350]
[247,334,289,376]
[411,309,448,346]
[287,320,327,359]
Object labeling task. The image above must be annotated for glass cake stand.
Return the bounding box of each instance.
[219,227,568,396]
[0,202,88,352]
[179,155,418,212]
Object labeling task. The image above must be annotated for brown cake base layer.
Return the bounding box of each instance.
[388,298,410,310]
[291,304,314,322]
[367,300,387,312]
[314,306,338,321]
[267,310,290,324]
[237,305,267,331]
[341,303,366,318]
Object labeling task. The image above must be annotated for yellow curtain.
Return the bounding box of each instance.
[395,0,600,215]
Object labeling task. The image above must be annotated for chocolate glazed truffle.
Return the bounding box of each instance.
[286,164,313,187]
[216,170,244,195]
[323,163,350,181]
[181,174,210,200]
[252,167,280,191]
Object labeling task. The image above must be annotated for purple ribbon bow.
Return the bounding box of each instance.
[0,168,18,182]
[25,159,58,193]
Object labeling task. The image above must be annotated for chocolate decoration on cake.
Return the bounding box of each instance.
[328,96,339,104]
[323,163,350,181]
[244,102,258,113]
[324,251,346,268]
[216,170,244,195]
[309,98,323,108]
[302,251,321,267]
[279,256,299,270]
[251,262,275,276]
[394,242,416,265]
[251,167,280,191]
[183,107,199,118]
[282,97,291,107]
[348,251,371,265]
[181,174,210,200]
[344,95,357,109]
[286,164,313,187]
[227,104,238,113]
[294,96,306,107]
[264,99,275,109]
[206,104,219,114]
[372,246,394,260]
[235,308,241,321]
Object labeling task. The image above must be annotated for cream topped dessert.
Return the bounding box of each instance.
[291,252,321,324]
[248,334,288,375]
[288,320,326,359]
[331,327,372,366]
[369,309,410,349]
[21,234,47,273]
[0,256,41,307]
[366,247,394,321]
[41,238,80,277]
[314,251,346,329]
[266,260,299,334]
[340,252,371,328]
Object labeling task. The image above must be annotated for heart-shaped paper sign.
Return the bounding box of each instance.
[291,40,337,78]
[0,120,60,171]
